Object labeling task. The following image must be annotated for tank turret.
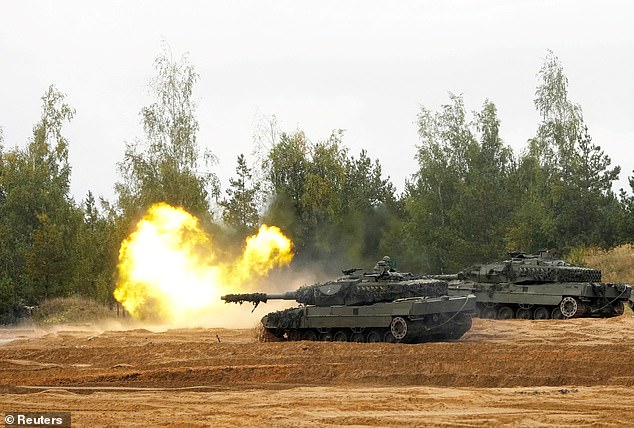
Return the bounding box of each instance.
[222,267,475,343]
[222,271,448,309]
[456,251,601,284]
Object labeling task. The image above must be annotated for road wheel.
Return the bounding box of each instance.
[383,330,398,343]
[390,317,408,341]
[333,330,348,342]
[533,306,550,320]
[482,307,498,319]
[302,330,318,341]
[551,307,564,319]
[497,306,514,319]
[350,332,364,343]
[559,297,578,318]
[366,330,382,343]
[516,308,532,319]
[319,332,332,341]
[287,330,302,341]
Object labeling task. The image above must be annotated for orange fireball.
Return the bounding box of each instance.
[113,202,293,323]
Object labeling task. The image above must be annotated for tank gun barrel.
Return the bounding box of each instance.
[221,292,297,310]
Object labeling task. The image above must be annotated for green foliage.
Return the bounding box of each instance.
[505,142,558,252]
[400,95,515,273]
[551,128,620,248]
[263,130,310,245]
[507,52,622,252]
[26,213,71,298]
[0,274,16,324]
[115,45,218,224]
[533,50,584,171]
[264,130,396,268]
[219,154,260,237]
[32,296,115,325]
[0,86,119,324]
[0,86,83,321]
[617,177,634,241]
[72,192,120,303]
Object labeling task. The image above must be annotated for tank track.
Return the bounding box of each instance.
[475,298,624,320]
[259,312,473,343]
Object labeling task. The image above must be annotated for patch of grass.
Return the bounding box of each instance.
[582,244,634,314]
[32,296,116,325]
[582,244,634,284]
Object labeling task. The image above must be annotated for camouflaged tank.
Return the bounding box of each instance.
[222,268,476,343]
[436,251,632,319]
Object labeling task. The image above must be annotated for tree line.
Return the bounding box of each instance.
[1,49,633,323]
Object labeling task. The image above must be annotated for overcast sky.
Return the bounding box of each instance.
[1,1,633,203]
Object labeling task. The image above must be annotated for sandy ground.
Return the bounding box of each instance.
[1,313,634,427]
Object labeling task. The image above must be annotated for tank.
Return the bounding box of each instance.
[437,251,632,320]
[222,269,476,343]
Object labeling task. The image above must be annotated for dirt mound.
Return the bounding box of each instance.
[1,315,634,426]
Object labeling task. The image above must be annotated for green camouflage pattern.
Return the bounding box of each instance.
[222,269,476,343]
[435,252,631,320]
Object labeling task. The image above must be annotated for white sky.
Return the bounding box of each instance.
[1,0,633,203]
